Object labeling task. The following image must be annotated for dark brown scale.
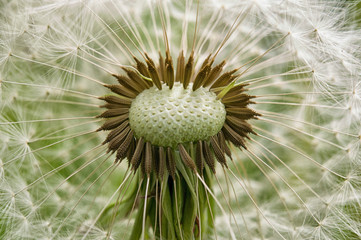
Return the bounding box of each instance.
[192,64,211,91]
[222,90,252,103]
[178,144,196,171]
[223,90,248,102]
[126,138,136,165]
[145,53,162,90]
[192,54,214,90]
[218,131,232,159]
[100,103,130,109]
[144,142,153,176]
[107,126,131,153]
[112,74,141,94]
[122,68,149,92]
[97,114,129,131]
[104,84,137,99]
[152,146,158,174]
[116,130,134,161]
[153,146,159,176]
[222,123,246,149]
[183,51,194,89]
[158,147,166,180]
[225,107,260,119]
[176,51,185,84]
[195,140,204,174]
[147,64,162,90]
[166,56,174,89]
[203,141,216,173]
[103,120,129,144]
[202,60,226,87]
[96,108,129,119]
[130,137,145,171]
[225,119,250,139]
[222,93,252,104]
[210,136,227,167]
[98,96,131,106]
[134,57,151,78]
[166,147,176,179]
[144,53,156,69]
[223,99,254,108]
[210,69,237,89]
[223,83,248,95]
[200,54,213,69]
[140,152,146,175]
[158,53,166,85]
[226,116,256,135]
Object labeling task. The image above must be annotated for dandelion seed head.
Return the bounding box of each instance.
[1,0,361,239]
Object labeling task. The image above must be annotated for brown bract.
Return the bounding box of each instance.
[97,50,260,177]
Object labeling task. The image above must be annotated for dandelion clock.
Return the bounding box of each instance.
[1,0,361,239]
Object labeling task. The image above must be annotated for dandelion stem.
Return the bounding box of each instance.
[196,173,237,240]
[141,177,150,240]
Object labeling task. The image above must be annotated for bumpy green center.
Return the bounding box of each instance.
[129,82,226,147]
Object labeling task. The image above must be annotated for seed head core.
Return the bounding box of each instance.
[129,82,226,147]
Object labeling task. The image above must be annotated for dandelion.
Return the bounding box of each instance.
[0,0,360,239]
